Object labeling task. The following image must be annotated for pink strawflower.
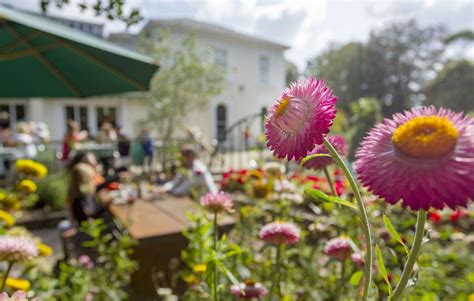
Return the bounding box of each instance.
[0,236,38,262]
[200,192,234,213]
[78,255,94,269]
[351,252,365,267]
[259,222,300,245]
[355,106,474,210]
[302,135,348,170]
[324,237,351,260]
[265,77,337,161]
[0,291,38,301]
[230,281,268,299]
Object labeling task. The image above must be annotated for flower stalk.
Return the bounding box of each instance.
[324,138,373,300]
[1,261,13,291]
[323,167,337,196]
[391,209,427,301]
[269,244,283,301]
[213,212,219,301]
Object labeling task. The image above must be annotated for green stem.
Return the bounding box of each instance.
[1,261,13,291]
[391,210,427,301]
[213,212,219,301]
[324,167,337,196]
[269,244,283,301]
[323,138,373,300]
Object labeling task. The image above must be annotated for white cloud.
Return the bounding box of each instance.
[1,0,472,70]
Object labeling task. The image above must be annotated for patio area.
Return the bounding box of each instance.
[0,2,473,301]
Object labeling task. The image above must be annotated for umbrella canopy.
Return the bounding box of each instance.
[0,5,158,98]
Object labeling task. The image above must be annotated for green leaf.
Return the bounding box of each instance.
[383,215,409,256]
[376,244,392,297]
[305,188,357,210]
[349,271,363,286]
[300,153,332,166]
[216,261,240,287]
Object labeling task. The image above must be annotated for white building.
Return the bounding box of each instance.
[1,16,287,147]
[110,19,288,147]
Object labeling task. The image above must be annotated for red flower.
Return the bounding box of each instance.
[335,180,345,196]
[449,209,468,222]
[428,211,442,224]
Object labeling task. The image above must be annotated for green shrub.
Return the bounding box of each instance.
[36,172,68,210]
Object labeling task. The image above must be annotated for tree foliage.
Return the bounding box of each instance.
[305,20,447,116]
[285,60,299,86]
[365,20,446,116]
[348,98,382,160]
[40,0,142,27]
[144,31,224,140]
[306,42,367,113]
[444,30,474,44]
[424,60,474,112]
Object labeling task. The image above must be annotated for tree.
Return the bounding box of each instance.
[144,31,224,142]
[444,30,474,44]
[305,42,367,113]
[424,60,474,112]
[40,0,142,27]
[285,60,299,86]
[365,20,446,116]
[348,98,382,159]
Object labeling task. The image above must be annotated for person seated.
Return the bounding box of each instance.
[67,162,111,225]
[160,145,217,197]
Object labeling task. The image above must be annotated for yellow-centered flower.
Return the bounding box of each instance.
[0,210,15,227]
[38,242,53,256]
[4,277,31,291]
[392,116,458,159]
[17,179,37,193]
[192,264,207,275]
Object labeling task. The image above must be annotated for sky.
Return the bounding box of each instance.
[1,0,473,69]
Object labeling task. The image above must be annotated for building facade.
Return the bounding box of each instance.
[1,15,287,146]
[109,19,288,147]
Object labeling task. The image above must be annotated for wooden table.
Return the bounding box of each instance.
[108,196,234,300]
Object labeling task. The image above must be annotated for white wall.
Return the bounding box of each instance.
[152,26,286,144]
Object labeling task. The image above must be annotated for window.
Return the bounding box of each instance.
[216,104,227,142]
[96,107,116,128]
[214,48,228,72]
[259,55,270,84]
[65,106,88,131]
[0,104,26,129]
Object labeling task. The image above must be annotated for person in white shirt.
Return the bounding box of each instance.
[161,145,217,197]
[14,122,37,158]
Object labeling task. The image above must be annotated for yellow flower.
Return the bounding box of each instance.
[15,160,48,179]
[0,193,20,211]
[252,181,270,199]
[193,264,207,275]
[247,170,264,180]
[17,179,37,193]
[38,242,53,256]
[32,162,48,179]
[183,274,200,285]
[469,294,474,301]
[0,210,15,227]
[5,277,31,291]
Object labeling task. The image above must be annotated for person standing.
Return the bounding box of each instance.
[62,120,87,161]
[139,129,154,172]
